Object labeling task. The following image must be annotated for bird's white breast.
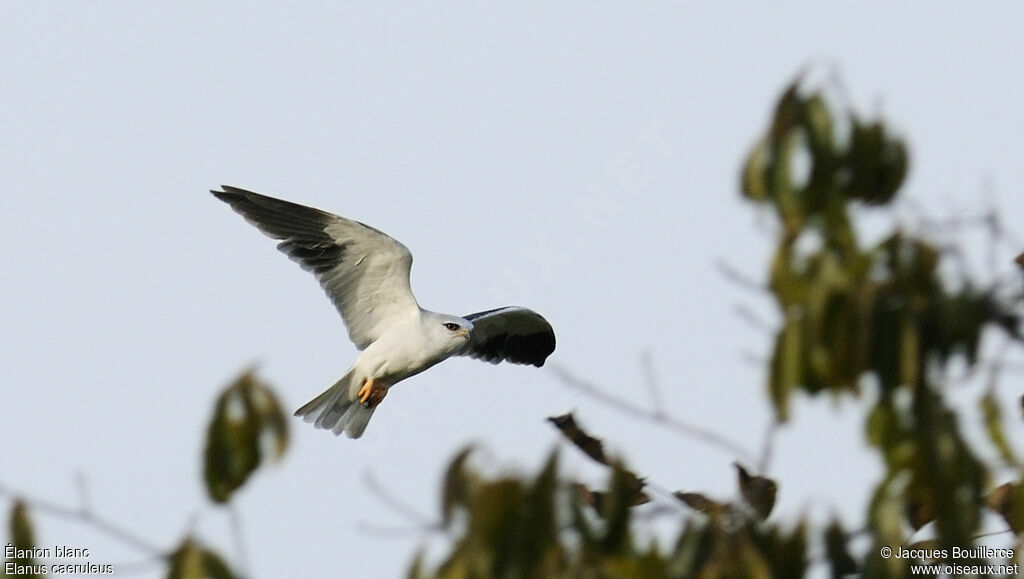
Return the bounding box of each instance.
[353,312,454,384]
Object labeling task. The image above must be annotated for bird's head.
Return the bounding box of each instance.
[431,313,473,353]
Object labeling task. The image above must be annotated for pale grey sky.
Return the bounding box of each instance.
[2,3,1023,577]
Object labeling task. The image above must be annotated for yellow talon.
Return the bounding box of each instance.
[357,378,388,408]
[358,378,374,404]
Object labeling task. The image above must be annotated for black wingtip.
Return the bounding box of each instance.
[534,333,556,367]
[211,185,251,199]
[210,186,238,204]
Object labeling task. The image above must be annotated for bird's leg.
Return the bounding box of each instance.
[357,378,388,408]
[358,378,374,404]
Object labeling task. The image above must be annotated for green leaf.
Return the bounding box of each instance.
[908,386,986,548]
[672,491,726,518]
[713,533,774,579]
[405,548,426,579]
[824,519,858,578]
[868,294,903,393]
[844,120,908,206]
[203,369,289,504]
[771,132,806,232]
[547,412,607,465]
[865,398,919,471]
[769,80,804,143]
[981,391,1017,464]
[735,463,778,520]
[8,501,35,555]
[986,482,1024,533]
[934,290,991,366]
[569,485,598,549]
[899,316,920,388]
[805,251,855,390]
[516,451,561,576]
[769,241,801,306]
[200,549,236,579]
[469,478,526,576]
[441,445,474,527]
[769,311,803,422]
[802,94,834,162]
[866,473,909,576]
[599,460,640,555]
[741,138,771,202]
[166,538,237,579]
[6,502,43,579]
[799,94,840,211]
[581,485,650,514]
[757,521,807,578]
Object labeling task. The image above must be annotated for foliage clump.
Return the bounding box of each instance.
[412,75,1024,578]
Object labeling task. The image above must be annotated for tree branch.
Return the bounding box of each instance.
[639,350,666,415]
[550,364,759,465]
[757,420,782,474]
[716,259,771,295]
[359,471,442,537]
[0,480,167,558]
[229,505,251,579]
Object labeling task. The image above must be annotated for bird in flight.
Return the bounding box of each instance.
[212,186,556,438]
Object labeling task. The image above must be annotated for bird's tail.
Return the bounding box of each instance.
[294,369,375,439]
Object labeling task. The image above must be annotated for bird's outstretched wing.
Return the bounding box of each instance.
[212,186,419,349]
[458,306,556,367]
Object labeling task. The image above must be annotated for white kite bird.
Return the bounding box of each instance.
[212,186,556,438]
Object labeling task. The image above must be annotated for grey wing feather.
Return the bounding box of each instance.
[459,306,556,367]
[212,186,419,349]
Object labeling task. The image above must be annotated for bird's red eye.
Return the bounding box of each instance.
[444,323,460,332]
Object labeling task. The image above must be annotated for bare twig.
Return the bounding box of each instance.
[641,480,691,511]
[229,505,251,579]
[984,205,1000,277]
[360,471,440,536]
[75,471,91,513]
[938,242,974,282]
[102,556,168,575]
[0,480,166,557]
[639,350,665,414]
[550,365,758,464]
[756,420,782,474]
[733,304,774,333]
[740,350,767,367]
[355,521,444,538]
[716,259,771,295]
